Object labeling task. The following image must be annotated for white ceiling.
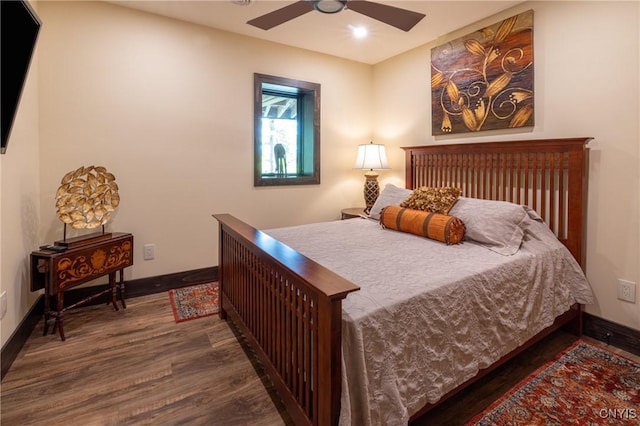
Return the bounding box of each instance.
[108,0,523,64]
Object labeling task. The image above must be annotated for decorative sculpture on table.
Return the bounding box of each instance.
[55,165,120,234]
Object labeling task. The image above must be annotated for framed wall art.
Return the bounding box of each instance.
[431,10,534,135]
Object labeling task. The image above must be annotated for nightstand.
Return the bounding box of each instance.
[341,207,367,220]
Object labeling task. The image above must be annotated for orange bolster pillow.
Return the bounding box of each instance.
[380,205,465,245]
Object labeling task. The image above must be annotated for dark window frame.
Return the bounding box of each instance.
[254,73,320,186]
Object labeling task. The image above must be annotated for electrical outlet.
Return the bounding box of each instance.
[617,279,636,303]
[0,291,7,320]
[143,244,156,260]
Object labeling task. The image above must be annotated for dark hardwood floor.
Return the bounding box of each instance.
[2,293,637,425]
[1,292,291,426]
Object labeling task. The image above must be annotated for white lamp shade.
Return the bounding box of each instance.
[354,142,390,170]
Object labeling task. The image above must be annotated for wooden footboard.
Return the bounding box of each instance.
[213,214,360,426]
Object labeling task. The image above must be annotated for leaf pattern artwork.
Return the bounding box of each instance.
[431,10,534,135]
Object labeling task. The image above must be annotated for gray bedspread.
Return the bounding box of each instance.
[265,214,593,425]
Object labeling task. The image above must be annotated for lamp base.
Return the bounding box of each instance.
[363,171,380,214]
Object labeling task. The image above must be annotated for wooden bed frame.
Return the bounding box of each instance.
[213,137,592,426]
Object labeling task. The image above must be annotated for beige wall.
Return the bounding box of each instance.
[36,1,373,277]
[0,2,42,347]
[372,1,640,330]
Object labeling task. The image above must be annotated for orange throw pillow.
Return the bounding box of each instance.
[380,205,465,245]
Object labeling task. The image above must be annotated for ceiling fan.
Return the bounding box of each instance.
[247,0,426,32]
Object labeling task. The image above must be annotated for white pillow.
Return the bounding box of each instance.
[448,197,530,255]
[368,184,412,220]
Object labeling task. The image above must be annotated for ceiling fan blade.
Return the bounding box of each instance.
[247,1,315,30]
[346,0,425,32]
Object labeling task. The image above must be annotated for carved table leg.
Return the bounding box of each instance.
[119,269,126,309]
[56,291,66,341]
[39,259,51,336]
[43,293,51,336]
[109,272,119,311]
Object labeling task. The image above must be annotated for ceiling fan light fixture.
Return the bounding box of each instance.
[312,0,346,14]
[247,0,424,32]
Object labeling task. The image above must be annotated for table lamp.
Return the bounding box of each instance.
[354,141,390,214]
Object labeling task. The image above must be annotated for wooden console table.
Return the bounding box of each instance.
[30,232,134,341]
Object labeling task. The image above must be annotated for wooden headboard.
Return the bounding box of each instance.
[402,138,592,268]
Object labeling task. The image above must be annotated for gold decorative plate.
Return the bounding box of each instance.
[55,166,120,229]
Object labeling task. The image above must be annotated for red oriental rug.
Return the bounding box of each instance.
[466,340,640,425]
[168,282,219,323]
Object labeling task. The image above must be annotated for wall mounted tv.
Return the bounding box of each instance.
[1,0,41,154]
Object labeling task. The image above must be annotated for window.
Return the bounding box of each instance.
[254,73,320,186]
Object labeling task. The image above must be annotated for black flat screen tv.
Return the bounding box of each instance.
[1,0,41,154]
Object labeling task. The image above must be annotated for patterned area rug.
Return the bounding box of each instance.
[467,340,640,425]
[168,282,219,323]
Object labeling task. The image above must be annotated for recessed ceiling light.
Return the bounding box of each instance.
[350,25,368,39]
